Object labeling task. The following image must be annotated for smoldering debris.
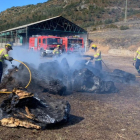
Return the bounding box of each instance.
[0,90,70,129]
[0,60,71,129]
[0,58,135,95]
[0,58,136,129]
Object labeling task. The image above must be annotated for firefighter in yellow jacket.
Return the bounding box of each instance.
[134,47,140,74]
[92,44,102,70]
[53,45,61,55]
[0,43,13,82]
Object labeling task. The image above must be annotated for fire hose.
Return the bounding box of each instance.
[0,59,32,93]
[102,60,111,72]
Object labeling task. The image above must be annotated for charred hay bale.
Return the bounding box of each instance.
[38,60,71,95]
[0,93,71,129]
[72,68,95,92]
[0,63,68,95]
[100,71,124,83]
[101,69,136,83]
[46,79,66,95]
[113,69,136,83]
[73,68,117,93]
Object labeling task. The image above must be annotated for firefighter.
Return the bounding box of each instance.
[53,45,61,55]
[91,44,102,70]
[0,43,13,82]
[134,47,140,75]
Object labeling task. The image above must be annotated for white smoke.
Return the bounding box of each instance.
[3,45,86,79]
[8,45,43,69]
[53,52,82,67]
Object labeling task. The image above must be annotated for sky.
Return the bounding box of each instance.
[0,0,48,12]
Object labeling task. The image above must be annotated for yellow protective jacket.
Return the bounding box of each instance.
[53,48,59,55]
[134,47,140,60]
[0,48,10,62]
[93,48,102,61]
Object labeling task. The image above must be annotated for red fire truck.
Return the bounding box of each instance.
[29,35,84,56]
[29,35,63,56]
[62,36,84,53]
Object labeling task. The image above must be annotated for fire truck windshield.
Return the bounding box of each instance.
[68,39,82,45]
[47,38,62,45]
[68,39,83,49]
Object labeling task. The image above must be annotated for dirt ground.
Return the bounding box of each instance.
[0,54,140,140]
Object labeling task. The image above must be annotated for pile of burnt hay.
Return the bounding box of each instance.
[0,58,122,95]
[0,89,70,129]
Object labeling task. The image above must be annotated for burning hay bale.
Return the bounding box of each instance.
[0,89,70,129]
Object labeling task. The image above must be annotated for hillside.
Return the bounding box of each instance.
[0,0,140,32]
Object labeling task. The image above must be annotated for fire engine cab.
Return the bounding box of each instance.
[29,35,63,56]
[62,36,84,53]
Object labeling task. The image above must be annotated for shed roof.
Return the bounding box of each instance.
[0,16,87,34]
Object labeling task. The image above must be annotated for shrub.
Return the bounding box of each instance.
[120,25,129,30]
[104,19,113,24]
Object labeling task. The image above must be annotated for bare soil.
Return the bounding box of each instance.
[0,55,140,140]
